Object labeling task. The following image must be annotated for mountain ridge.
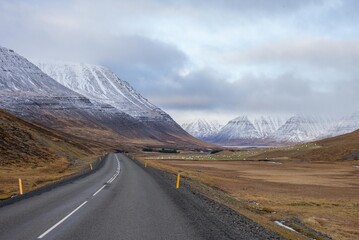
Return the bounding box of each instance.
[183,114,358,146]
[35,61,202,147]
[0,46,211,149]
[181,119,222,140]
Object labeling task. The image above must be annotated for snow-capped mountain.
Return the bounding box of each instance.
[213,116,284,145]
[213,116,265,145]
[0,46,207,148]
[35,61,196,144]
[36,62,173,122]
[253,116,284,138]
[272,114,335,143]
[181,119,222,140]
[209,114,344,146]
[0,48,73,96]
[0,46,149,143]
[329,112,359,136]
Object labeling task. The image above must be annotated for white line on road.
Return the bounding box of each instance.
[38,154,121,239]
[107,156,121,184]
[92,185,106,196]
[38,201,88,239]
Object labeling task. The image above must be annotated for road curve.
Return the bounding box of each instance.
[0,153,202,240]
[0,153,281,240]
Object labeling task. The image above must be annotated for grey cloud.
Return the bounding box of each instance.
[1,0,358,120]
[179,0,325,14]
[140,69,357,117]
[101,36,187,81]
[228,38,359,69]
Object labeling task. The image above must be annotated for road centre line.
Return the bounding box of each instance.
[38,201,88,239]
[38,155,121,239]
[92,185,106,197]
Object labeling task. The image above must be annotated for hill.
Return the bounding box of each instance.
[0,109,108,198]
[252,129,359,162]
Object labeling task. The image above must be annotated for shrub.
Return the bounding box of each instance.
[159,148,178,153]
[210,149,223,154]
[142,147,153,152]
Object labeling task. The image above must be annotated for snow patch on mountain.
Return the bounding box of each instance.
[273,114,336,142]
[329,112,359,136]
[36,61,172,122]
[216,116,260,142]
[181,119,222,139]
[0,47,75,97]
[253,116,284,138]
[197,114,353,146]
[0,46,203,148]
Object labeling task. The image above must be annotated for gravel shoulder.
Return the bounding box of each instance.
[133,158,285,240]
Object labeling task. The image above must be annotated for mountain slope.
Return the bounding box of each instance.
[329,112,359,136]
[181,119,222,140]
[214,116,264,145]
[35,62,168,121]
[0,46,210,149]
[0,108,104,199]
[0,109,98,165]
[253,116,283,138]
[272,114,335,143]
[35,61,206,148]
[0,46,153,146]
[209,114,345,146]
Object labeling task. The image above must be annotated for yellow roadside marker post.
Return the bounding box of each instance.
[176,173,181,189]
[18,178,23,195]
[145,161,148,168]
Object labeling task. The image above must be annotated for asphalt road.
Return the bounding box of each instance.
[0,153,282,240]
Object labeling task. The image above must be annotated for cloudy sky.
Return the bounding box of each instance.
[1,0,358,124]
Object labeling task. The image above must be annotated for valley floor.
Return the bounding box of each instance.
[135,152,359,240]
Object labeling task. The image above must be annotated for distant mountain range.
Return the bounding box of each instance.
[182,114,359,146]
[181,119,222,140]
[0,46,210,149]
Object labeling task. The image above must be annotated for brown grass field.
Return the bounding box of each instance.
[0,109,105,199]
[135,132,359,240]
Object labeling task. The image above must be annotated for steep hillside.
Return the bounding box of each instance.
[206,114,353,146]
[35,61,208,148]
[0,46,147,145]
[329,112,359,136]
[0,109,99,165]
[36,62,170,121]
[0,109,105,198]
[181,119,222,140]
[213,116,274,146]
[253,116,283,138]
[0,46,209,149]
[273,114,335,143]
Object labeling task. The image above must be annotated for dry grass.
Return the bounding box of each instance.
[135,146,359,240]
[0,109,102,199]
[0,156,95,199]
